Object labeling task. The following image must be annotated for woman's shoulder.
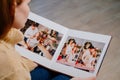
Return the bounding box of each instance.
[0,45,31,80]
[0,45,11,64]
[2,28,24,45]
[0,40,20,64]
[0,41,16,63]
[0,43,16,78]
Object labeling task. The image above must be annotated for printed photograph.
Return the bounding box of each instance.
[18,19,63,60]
[57,36,105,73]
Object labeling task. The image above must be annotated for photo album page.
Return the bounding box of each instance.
[15,12,111,78]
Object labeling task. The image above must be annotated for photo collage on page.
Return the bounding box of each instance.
[17,19,63,60]
[56,36,105,73]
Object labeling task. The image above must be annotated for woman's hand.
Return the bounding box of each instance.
[71,76,96,80]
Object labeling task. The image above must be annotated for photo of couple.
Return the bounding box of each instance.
[57,36,105,72]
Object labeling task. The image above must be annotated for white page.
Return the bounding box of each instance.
[51,29,111,78]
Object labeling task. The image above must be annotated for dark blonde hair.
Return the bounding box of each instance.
[0,0,22,39]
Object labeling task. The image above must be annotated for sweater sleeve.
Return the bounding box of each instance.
[0,44,31,80]
[21,57,38,71]
[4,68,31,80]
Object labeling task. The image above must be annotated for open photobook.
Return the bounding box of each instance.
[15,12,111,78]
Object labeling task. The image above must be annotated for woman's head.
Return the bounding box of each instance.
[31,23,37,30]
[0,0,31,39]
[84,42,94,49]
[68,39,75,44]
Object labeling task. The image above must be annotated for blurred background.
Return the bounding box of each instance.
[30,0,120,80]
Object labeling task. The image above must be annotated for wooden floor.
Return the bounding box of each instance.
[30,0,120,80]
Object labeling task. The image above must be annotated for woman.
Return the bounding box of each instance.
[0,0,96,80]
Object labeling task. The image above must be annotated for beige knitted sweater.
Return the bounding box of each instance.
[0,28,37,80]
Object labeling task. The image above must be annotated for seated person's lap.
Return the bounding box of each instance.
[30,66,71,80]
